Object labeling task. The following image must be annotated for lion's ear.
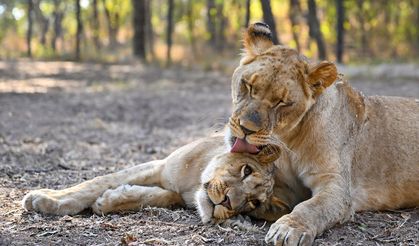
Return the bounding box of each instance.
[256,145,281,164]
[307,61,338,94]
[243,22,274,57]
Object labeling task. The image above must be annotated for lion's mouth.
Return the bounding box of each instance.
[230,137,265,154]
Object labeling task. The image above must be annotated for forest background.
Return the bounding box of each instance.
[0,0,418,68]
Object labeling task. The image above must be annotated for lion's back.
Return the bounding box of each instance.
[351,96,419,210]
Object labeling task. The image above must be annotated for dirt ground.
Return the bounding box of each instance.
[0,60,418,246]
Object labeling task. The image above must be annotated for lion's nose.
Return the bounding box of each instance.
[240,125,256,135]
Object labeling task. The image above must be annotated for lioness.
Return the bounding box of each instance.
[227,22,419,245]
[22,136,309,224]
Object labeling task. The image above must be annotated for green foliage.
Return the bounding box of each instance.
[0,0,417,64]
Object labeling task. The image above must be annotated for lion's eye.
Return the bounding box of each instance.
[274,100,294,109]
[241,79,253,95]
[242,165,252,177]
[250,199,261,208]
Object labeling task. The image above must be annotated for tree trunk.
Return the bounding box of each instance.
[186,0,197,58]
[145,0,155,59]
[336,0,344,63]
[215,2,225,51]
[132,0,146,60]
[27,0,34,57]
[416,4,419,53]
[244,0,251,28]
[51,0,63,52]
[92,0,100,51]
[289,0,302,51]
[260,0,280,44]
[166,0,174,66]
[356,0,368,56]
[33,0,49,46]
[75,0,82,60]
[206,0,216,47]
[307,0,327,60]
[103,0,119,48]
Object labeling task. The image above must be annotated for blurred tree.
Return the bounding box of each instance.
[145,0,154,59]
[75,0,82,60]
[132,0,146,60]
[215,1,225,50]
[186,0,197,57]
[102,0,120,48]
[307,0,327,60]
[336,0,344,63]
[27,0,34,57]
[289,0,302,51]
[206,0,216,48]
[33,0,49,46]
[260,0,280,44]
[166,0,174,66]
[92,0,100,51]
[244,0,251,28]
[355,0,368,56]
[51,0,64,52]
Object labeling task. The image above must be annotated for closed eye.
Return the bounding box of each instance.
[274,100,294,109]
[242,79,252,96]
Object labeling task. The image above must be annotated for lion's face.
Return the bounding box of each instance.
[196,152,275,221]
[228,23,337,151]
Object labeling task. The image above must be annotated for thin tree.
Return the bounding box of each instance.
[51,0,63,52]
[75,0,82,60]
[260,0,280,44]
[132,0,146,60]
[215,1,225,50]
[33,0,49,46]
[336,0,345,63]
[166,0,174,66]
[92,0,100,51]
[289,0,302,51]
[102,0,120,48]
[145,0,155,59]
[186,0,197,57]
[307,0,327,60]
[206,0,216,47]
[26,0,34,57]
[244,0,251,28]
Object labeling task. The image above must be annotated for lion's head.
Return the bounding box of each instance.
[228,22,338,153]
[195,150,289,223]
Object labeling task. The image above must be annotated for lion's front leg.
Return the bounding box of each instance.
[22,160,166,215]
[265,173,351,246]
[92,184,184,214]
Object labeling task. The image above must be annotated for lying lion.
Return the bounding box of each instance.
[226,22,419,245]
[22,136,310,225]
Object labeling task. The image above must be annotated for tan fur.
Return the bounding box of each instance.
[227,23,419,245]
[22,136,309,225]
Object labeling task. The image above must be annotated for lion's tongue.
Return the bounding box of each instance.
[230,138,260,154]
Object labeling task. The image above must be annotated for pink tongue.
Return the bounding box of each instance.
[230,138,260,154]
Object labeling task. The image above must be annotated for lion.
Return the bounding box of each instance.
[22,135,310,225]
[225,22,419,245]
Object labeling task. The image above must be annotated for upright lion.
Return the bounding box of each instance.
[226,22,419,245]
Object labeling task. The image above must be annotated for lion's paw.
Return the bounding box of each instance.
[222,215,260,232]
[265,215,315,246]
[22,189,59,213]
[92,185,131,215]
[22,189,82,215]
